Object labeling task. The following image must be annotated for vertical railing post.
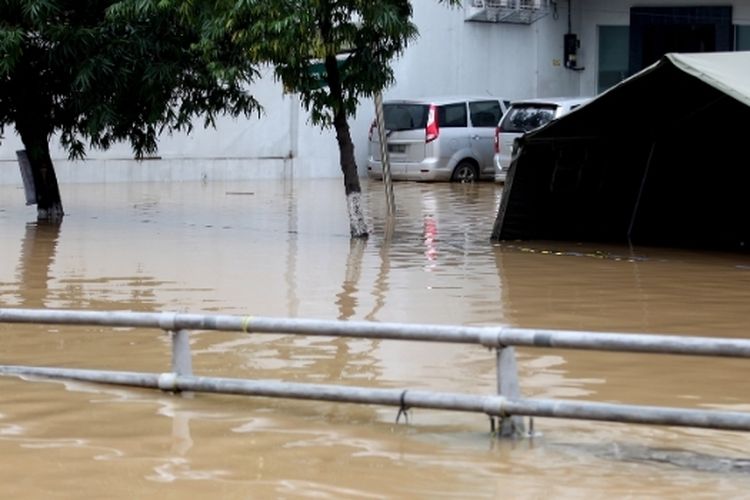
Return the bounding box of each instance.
[171,329,193,377]
[496,346,525,437]
[159,312,193,379]
[374,91,395,216]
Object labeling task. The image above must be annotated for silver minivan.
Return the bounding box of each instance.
[494,96,591,182]
[367,96,510,182]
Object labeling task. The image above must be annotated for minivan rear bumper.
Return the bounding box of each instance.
[367,158,452,182]
[493,153,507,182]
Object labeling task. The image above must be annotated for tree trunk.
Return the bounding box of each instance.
[16,121,64,221]
[324,54,369,238]
[11,55,64,221]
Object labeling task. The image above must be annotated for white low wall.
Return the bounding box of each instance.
[0,156,349,186]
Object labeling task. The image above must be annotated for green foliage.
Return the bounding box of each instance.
[223,0,459,127]
[0,0,261,159]
[0,0,461,157]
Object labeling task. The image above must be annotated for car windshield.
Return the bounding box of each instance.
[500,104,557,133]
[383,104,428,131]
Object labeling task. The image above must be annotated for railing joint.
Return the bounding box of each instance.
[480,328,504,348]
[158,311,178,332]
[158,372,179,392]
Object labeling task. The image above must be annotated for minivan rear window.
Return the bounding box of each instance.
[499,104,557,133]
[383,104,428,131]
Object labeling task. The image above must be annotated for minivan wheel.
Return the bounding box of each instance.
[452,161,478,183]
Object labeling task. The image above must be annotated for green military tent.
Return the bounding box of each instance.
[491,51,750,252]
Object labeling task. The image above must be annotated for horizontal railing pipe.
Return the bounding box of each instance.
[504,399,750,432]
[2,365,750,432]
[3,308,750,358]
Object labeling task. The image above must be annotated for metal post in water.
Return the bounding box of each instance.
[496,346,525,437]
[374,91,395,216]
[171,329,193,377]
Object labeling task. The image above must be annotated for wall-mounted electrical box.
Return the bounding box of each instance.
[564,33,580,69]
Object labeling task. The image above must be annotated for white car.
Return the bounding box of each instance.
[368,96,511,183]
[493,96,591,182]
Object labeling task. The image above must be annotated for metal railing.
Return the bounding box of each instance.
[2,307,750,437]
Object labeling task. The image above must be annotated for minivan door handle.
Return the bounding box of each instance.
[471,135,480,140]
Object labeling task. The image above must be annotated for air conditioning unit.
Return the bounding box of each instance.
[466,0,550,24]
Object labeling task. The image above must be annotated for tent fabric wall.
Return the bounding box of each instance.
[491,51,750,252]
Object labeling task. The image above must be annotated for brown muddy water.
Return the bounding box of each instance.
[1,178,749,498]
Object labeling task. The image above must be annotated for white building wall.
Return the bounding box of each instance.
[386,1,587,103]
[576,0,750,96]
[0,68,309,185]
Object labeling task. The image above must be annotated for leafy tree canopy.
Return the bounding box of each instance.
[204,0,458,127]
[0,0,261,160]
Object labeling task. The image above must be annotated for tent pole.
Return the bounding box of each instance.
[627,141,657,243]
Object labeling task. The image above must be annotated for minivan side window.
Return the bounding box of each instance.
[438,103,467,127]
[469,100,502,127]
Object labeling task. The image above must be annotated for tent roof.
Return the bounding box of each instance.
[493,51,750,252]
[525,51,750,142]
[666,52,750,108]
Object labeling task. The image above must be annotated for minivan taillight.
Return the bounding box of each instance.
[494,126,501,153]
[425,104,439,143]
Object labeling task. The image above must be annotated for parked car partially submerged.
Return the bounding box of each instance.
[494,96,591,182]
[368,96,511,183]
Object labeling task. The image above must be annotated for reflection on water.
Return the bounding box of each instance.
[1,178,750,498]
[494,240,750,335]
[335,239,366,320]
[594,443,750,474]
[16,222,61,309]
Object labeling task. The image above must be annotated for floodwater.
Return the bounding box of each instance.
[1,177,749,498]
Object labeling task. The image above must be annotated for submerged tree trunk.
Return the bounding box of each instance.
[324,54,368,238]
[16,124,64,221]
[13,79,64,221]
